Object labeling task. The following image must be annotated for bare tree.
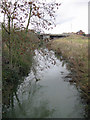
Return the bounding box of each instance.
[1,0,61,32]
[21,0,61,32]
[0,0,61,67]
[1,0,21,68]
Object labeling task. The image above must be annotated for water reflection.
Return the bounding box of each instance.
[3,48,86,118]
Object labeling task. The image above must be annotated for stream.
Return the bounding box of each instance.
[4,48,86,118]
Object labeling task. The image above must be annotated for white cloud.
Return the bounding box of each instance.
[45,0,89,34]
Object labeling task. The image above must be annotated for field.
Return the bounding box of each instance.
[47,34,88,98]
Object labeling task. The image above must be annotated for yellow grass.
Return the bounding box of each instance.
[47,34,88,95]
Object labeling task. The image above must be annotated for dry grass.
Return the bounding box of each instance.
[47,34,88,96]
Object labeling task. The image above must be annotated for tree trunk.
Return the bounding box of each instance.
[3,13,5,25]
[8,16,12,68]
[12,18,13,29]
[26,5,32,32]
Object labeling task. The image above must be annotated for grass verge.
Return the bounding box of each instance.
[47,34,88,99]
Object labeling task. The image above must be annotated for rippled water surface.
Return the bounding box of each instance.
[5,48,86,118]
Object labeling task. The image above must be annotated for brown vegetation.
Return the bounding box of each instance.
[47,34,88,99]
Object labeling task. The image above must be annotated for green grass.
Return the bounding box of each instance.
[47,34,88,96]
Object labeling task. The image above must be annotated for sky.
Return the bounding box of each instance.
[45,0,89,34]
[0,0,89,34]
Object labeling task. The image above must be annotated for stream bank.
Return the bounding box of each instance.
[46,34,89,116]
[2,30,41,113]
[3,48,87,118]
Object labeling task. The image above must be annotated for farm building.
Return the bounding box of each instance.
[76,30,85,35]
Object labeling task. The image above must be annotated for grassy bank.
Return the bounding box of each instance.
[2,29,40,107]
[47,34,88,99]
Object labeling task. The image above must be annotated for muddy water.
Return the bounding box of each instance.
[4,48,86,118]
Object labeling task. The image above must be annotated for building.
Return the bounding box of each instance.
[76,30,85,35]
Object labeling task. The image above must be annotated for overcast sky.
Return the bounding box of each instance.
[0,0,89,34]
[45,0,89,34]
